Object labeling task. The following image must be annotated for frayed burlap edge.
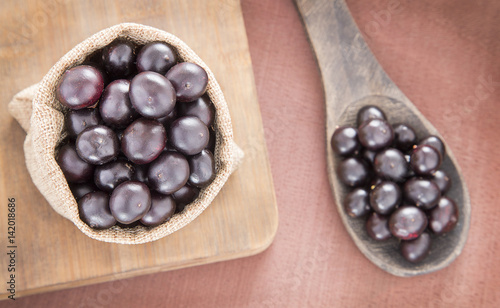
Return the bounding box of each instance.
[7,23,244,244]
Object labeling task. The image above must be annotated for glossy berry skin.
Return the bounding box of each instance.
[410,145,442,175]
[76,125,119,165]
[166,62,208,102]
[331,126,360,156]
[78,191,116,229]
[172,185,200,208]
[404,178,441,210]
[389,205,428,240]
[431,170,452,193]
[121,118,166,164]
[344,188,370,218]
[70,182,97,200]
[94,160,135,192]
[393,124,417,151]
[99,80,139,128]
[57,144,95,183]
[369,181,401,215]
[65,108,101,138]
[374,148,408,182]
[101,40,135,78]
[358,118,394,151]
[57,65,104,110]
[362,149,377,165]
[400,232,431,263]
[366,212,392,241]
[109,181,151,224]
[177,95,216,127]
[419,135,446,158]
[429,197,459,235]
[206,128,216,152]
[188,149,215,188]
[338,157,370,187]
[129,71,176,118]
[156,109,177,128]
[133,163,149,184]
[140,193,176,227]
[356,105,386,126]
[169,116,209,155]
[137,42,178,75]
[148,152,190,195]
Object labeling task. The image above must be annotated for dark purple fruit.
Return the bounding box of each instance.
[429,197,459,235]
[136,42,178,75]
[400,232,431,263]
[129,71,176,118]
[166,62,208,102]
[109,181,151,224]
[370,177,384,189]
[116,130,124,143]
[206,128,216,152]
[56,65,104,109]
[78,191,116,229]
[366,212,392,241]
[419,135,445,158]
[148,152,190,194]
[374,148,408,182]
[393,124,417,151]
[156,109,177,128]
[94,160,135,192]
[344,188,370,218]
[410,145,442,175]
[70,182,97,200]
[431,170,451,193]
[369,181,401,215]
[99,79,139,128]
[337,157,370,187]
[76,125,119,165]
[404,178,441,210]
[358,118,394,151]
[140,193,176,227]
[169,116,209,155]
[177,95,215,127]
[331,126,360,156]
[133,163,149,184]
[188,149,215,188]
[121,118,166,164]
[172,185,200,208]
[389,205,427,240]
[362,149,377,165]
[57,144,94,183]
[101,40,135,78]
[65,108,101,138]
[357,105,386,126]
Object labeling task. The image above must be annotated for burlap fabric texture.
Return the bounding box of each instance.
[8,23,244,244]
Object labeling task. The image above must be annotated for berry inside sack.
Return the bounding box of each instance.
[8,23,243,244]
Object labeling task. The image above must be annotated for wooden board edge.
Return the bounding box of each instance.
[0,217,278,301]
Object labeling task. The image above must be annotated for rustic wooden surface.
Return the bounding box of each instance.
[2,0,500,307]
[295,0,470,277]
[0,0,278,300]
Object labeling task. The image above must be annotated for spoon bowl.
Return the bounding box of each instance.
[295,0,471,277]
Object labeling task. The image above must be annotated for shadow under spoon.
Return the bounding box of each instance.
[294,0,471,277]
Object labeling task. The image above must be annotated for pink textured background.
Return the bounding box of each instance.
[8,0,500,307]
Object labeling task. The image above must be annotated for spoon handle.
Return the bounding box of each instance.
[294,0,407,122]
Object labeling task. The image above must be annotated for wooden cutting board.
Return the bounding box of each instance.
[0,0,277,299]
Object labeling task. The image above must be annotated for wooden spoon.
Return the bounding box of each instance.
[294,0,471,277]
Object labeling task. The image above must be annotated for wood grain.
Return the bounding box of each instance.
[295,0,470,276]
[0,0,277,299]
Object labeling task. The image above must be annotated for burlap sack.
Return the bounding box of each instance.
[8,23,244,244]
